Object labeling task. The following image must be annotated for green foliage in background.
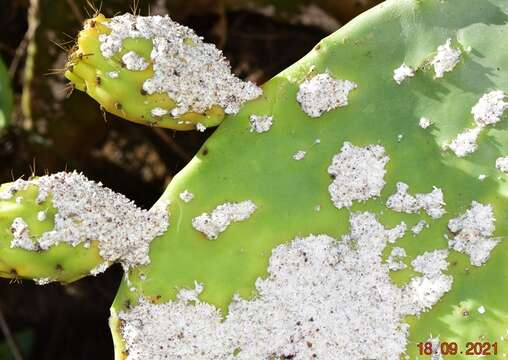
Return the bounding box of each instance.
[0,58,12,131]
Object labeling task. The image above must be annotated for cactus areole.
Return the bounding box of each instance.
[1,0,508,358]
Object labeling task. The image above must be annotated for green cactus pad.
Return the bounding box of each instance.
[100,0,508,358]
[0,172,169,284]
[65,14,262,131]
[0,179,104,283]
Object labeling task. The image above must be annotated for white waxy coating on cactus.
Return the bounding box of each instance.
[386,222,407,243]
[471,91,508,127]
[192,200,257,240]
[34,278,53,285]
[121,51,149,71]
[0,179,35,201]
[478,174,487,181]
[7,172,169,270]
[496,156,508,173]
[478,305,486,314]
[176,281,204,303]
[37,211,46,222]
[292,150,306,161]
[249,115,273,133]
[118,212,452,360]
[107,71,119,79]
[195,123,206,132]
[296,73,357,118]
[448,201,497,266]
[411,250,449,277]
[386,182,445,219]
[431,38,461,78]
[412,220,428,235]
[328,142,389,209]
[90,262,110,276]
[387,246,407,271]
[179,190,194,203]
[405,252,453,311]
[448,127,481,157]
[151,107,168,117]
[10,218,36,250]
[0,189,13,200]
[99,14,262,116]
[419,117,432,129]
[393,63,415,85]
[447,91,507,157]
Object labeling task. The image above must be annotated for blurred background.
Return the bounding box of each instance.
[0,0,380,358]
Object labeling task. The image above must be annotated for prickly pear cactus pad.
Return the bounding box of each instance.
[64,13,262,131]
[100,0,508,358]
[4,0,508,358]
[0,172,169,283]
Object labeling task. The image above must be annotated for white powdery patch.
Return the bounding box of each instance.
[393,63,415,85]
[177,282,204,303]
[7,172,169,270]
[192,200,257,240]
[386,182,446,219]
[419,117,432,129]
[448,91,507,158]
[195,123,206,132]
[121,51,149,71]
[412,220,428,235]
[431,38,461,78]
[249,115,273,133]
[386,222,407,243]
[37,211,46,222]
[412,249,449,277]
[0,178,35,200]
[496,156,508,173]
[448,201,497,266]
[90,262,110,276]
[151,107,168,117]
[471,91,508,127]
[448,127,481,157]
[118,212,452,360]
[179,190,194,203]
[99,14,261,116]
[34,278,53,286]
[328,142,389,209]
[292,150,306,161]
[405,250,452,311]
[296,73,357,118]
[107,71,119,79]
[10,218,36,250]
[387,246,407,271]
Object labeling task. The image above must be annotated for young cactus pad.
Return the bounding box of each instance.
[0,172,169,283]
[2,0,508,358]
[64,13,262,131]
